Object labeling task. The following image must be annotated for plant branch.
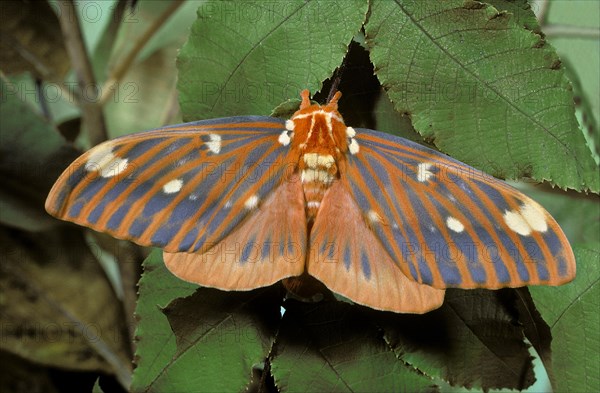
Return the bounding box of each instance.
[98,0,185,106]
[533,0,550,26]
[543,25,600,39]
[56,0,108,145]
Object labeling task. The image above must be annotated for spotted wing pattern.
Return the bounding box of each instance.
[338,128,576,289]
[46,116,297,256]
[45,95,577,314]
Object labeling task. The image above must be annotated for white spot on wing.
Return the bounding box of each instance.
[244,194,259,210]
[503,201,548,236]
[520,201,548,232]
[417,163,434,182]
[85,143,129,178]
[278,130,291,146]
[206,134,221,154]
[446,216,465,233]
[85,143,114,171]
[504,210,531,236]
[285,119,295,131]
[349,138,359,155]
[163,178,184,194]
[346,127,356,138]
[104,157,128,178]
[367,210,382,224]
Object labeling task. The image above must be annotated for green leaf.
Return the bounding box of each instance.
[0,78,79,231]
[130,250,197,392]
[129,2,597,391]
[564,59,600,165]
[324,40,426,143]
[153,286,281,392]
[378,289,534,391]
[177,0,368,120]
[486,0,541,33]
[92,377,105,393]
[529,245,600,393]
[365,0,599,192]
[511,288,554,385]
[271,301,438,392]
[0,226,132,387]
[544,0,600,165]
[546,0,600,134]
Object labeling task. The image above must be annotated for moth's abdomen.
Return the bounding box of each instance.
[300,152,337,223]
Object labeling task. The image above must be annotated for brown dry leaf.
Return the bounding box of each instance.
[0,226,132,387]
[0,0,69,81]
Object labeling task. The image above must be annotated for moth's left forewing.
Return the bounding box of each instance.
[45,117,295,254]
[46,116,307,290]
[343,129,575,290]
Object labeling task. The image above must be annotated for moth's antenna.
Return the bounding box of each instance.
[327,59,347,103]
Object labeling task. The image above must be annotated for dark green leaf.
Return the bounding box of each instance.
[154,286,281,392]
[271,301,438,392]
[0,78,79,231]
[92,378,105,393]
[322,40,425,143]
[130,250,197,392]
[486,0,541,33]
[378,289,534,391]
[365,0,599,192]
[529,245,600,392]
[511,288,554,384]
[177,0,368,120]
[545,0,600,139]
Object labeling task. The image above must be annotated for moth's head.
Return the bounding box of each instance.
[290,89,343,118]
[286,90,350,154]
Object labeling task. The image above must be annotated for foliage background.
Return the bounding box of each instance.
[0,1,598,392]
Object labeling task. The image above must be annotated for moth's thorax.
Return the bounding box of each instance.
[283,90,358,223]
[290,109,348,155]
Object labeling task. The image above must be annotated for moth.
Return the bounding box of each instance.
[46,90,575,313]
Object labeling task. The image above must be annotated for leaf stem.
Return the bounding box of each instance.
[56,0,108,145]
[543,25,600,39]
[534,0,550,26]
[98,1,185,106]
